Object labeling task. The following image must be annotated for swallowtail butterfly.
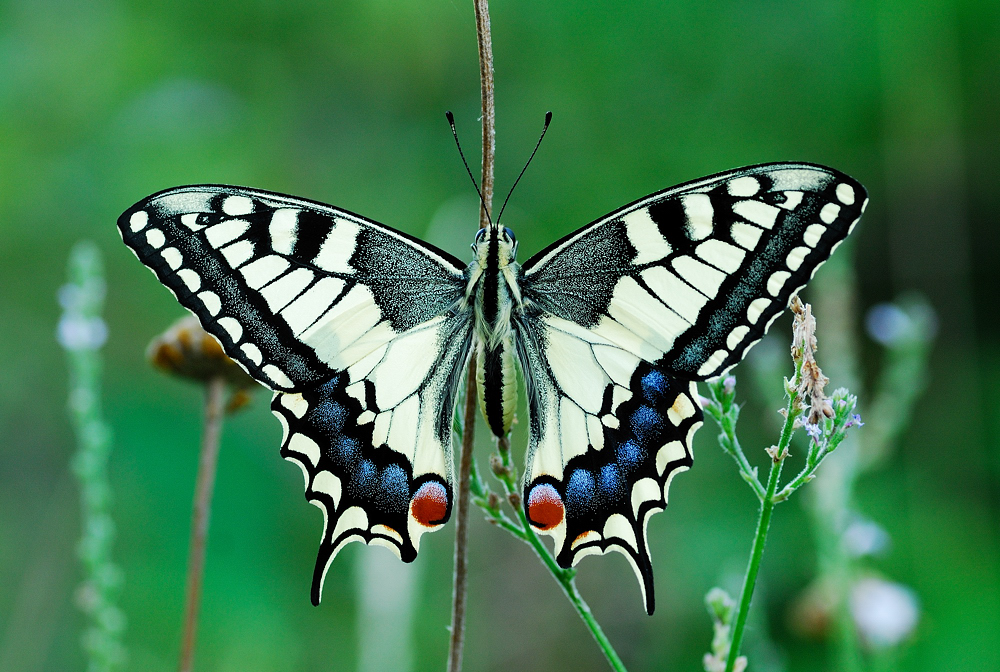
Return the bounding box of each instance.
[119,162,866,614]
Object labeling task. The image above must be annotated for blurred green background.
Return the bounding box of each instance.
[2,0,998,670]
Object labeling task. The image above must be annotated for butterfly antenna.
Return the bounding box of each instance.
[445,111,493,229]
[496,111,552,224]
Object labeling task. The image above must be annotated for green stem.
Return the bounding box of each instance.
[705,382,765,500]
[725,377,801,672]
[725,454,784,672]
[517,506,627,672]
[720,411,766,501]
[492,438,627,672]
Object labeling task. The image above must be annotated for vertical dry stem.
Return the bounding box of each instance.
[447,2,495,671]
[178,376,227,672]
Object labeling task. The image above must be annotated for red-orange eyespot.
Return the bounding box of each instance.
[527,484,565,531]
[410,482,449,527]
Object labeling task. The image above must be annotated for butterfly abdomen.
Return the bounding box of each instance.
[470,227,520,438]
[476,338,517,437]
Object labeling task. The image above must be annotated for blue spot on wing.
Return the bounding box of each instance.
[379,464,410,511]
[641,369,669,404]
[331,437,359,467]
[565,469,596,517]
[356,459,377,494]
[597,464,625,505]
[616,439,645,473]
[630,405,663,446]
[313,400,348,432]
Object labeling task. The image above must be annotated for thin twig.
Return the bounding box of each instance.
[179,375,227,672]
[475,0,495,227]
[448,358,479,672]
[447,2,495,670]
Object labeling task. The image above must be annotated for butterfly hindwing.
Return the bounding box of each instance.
[273,310,472,604]
[118,186,472,603]
[518,163,866,613]
[516,314,701,614]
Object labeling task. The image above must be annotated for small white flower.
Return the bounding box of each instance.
[850,577,919,648]
[842,519,890,558]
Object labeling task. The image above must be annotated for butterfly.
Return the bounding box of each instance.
[119,161,866,614]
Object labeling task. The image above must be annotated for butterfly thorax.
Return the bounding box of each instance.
[467,225,521,437]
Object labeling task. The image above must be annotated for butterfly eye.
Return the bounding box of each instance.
[475,228,487,244]
[503,227,516,245]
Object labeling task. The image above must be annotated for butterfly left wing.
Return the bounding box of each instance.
[515,163,867,613]
[118,186,473,604]
[272,308,472,604]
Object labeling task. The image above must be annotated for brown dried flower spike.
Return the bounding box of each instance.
[147,315,258,413]
[790,297,833,425]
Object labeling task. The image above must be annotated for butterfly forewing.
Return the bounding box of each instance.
[119,186,467,390]
[518,163,866,613]
[118,186,471,603]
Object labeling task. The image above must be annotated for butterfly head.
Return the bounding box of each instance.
[472,225,518,266]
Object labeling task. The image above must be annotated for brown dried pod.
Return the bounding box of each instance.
[147,315,258,411]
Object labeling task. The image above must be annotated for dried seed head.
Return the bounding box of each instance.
[765,445,789,463]
[507,491,521,509]
[791,297,832,423]
[147,315,257,392]
[487,492,501,511]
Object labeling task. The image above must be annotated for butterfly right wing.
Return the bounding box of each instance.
[118,186,472,603]
[515,163,866,613]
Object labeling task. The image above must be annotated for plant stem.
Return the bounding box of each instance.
[447,359,478,672]
[474,0,495,223]
[178,375,226,672]
[724,373,801,672]
[60,241,126,672]
[515,504,627,672]
[447,2,495,670]
[490,437,627,672]
[725,454,784,672]
[705,384,765,502]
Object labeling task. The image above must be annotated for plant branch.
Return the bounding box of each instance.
[448,2,495,670]
[724,362,803,672]
[178,375,226,672]
[489,437,627,672]
[448,359,479,672]
[704,381,765,502]
[474,0,495,227]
